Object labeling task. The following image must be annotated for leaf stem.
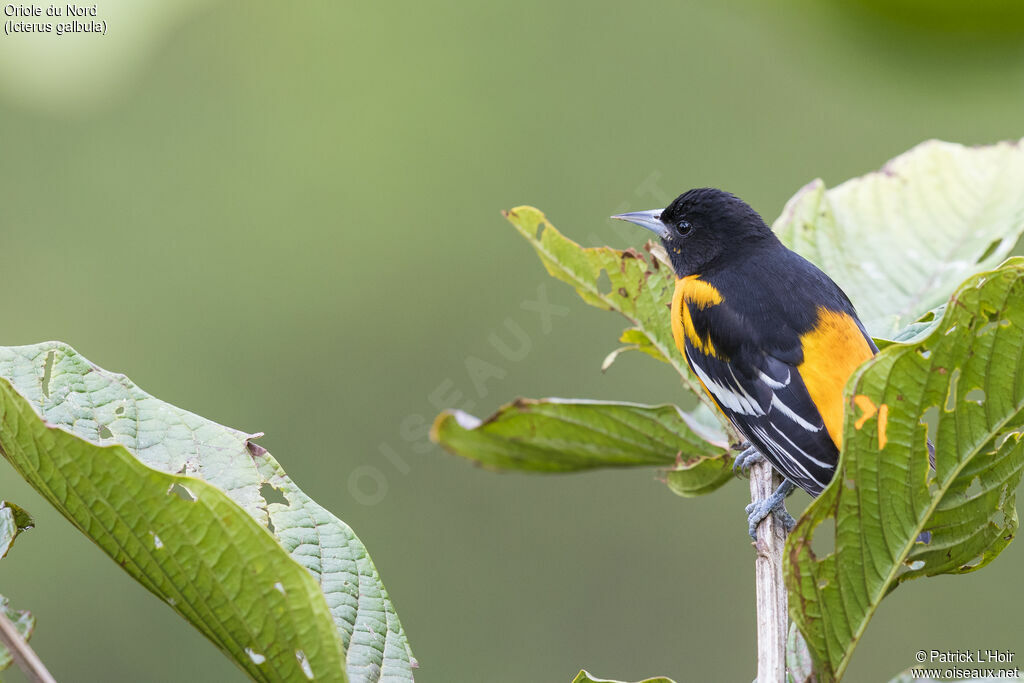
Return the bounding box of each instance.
[0,611,55,683]
[750,460,788,683]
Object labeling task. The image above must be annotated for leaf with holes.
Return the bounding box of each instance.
[0,501,35,673]
[0,343,415,683]
[431,398,733,494]
[571,671,677,683]
[785,258,1024,681]
[773,138,1024,339]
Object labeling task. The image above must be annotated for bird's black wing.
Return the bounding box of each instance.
[685,342,838,496]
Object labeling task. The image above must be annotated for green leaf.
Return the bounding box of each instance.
[0,501,33,560]
[785,259,1024,681]
[786,623,816,683]
[0,501,35,673]
[572,671,677,683]
[601,327,672,371]
[503,207,707,402]
[773,138,1024,339]
[431,398,733,493]
[661,455,735,498]
[0,342,415,682]
[875,304,947,350]
[0,595,35,672]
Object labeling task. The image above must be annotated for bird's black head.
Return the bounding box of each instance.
[613,188,776,277]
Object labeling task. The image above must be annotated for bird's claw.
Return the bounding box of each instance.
[745,480,797,540]
[745,504,797,539]
[732,443,764,474]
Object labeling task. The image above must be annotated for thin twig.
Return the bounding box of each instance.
[0,610,56,683]
[750,459,788,683]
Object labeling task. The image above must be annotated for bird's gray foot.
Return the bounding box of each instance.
[745,479,797,540]
[732,443,764,474]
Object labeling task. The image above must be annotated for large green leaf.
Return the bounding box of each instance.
[431,398,733,495]
[0,501,35,673]
[0,342,415,682]
[785,259,1024,680]
[773,138,1024,339]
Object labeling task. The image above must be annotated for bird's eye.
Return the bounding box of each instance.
[677,220,692,236]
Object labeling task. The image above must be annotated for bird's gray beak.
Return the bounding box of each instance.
[611,209,668,239]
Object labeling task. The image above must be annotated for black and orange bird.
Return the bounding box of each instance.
[614,188,878,539]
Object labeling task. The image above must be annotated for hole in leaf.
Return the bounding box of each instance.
[917,348,932,360]
[817,578,829,589]
[246,649,266,665]
[151,532,164,549]
[295,650,315,680]
[274,581,286,595]
[992,510,1007,528]
[945,324,958,336]
[977,238,1003,263]
[976,321,999,337]
[596,269,612,295]
[966,477,982,498]
[41,350,55,398]
[168,483,196,502]
[961,555,984,570]
[810,518,836,559]
[99,425,113,439]
[260,482,289,507]
[535,222,545,240]
[920,406,939,446]
[908,560,925,571]
[115,405,125,415]
[997,430,1022,450]
[965,388,986,405]
[944,368,961,412]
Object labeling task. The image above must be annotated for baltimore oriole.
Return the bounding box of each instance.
[614,188,880,539]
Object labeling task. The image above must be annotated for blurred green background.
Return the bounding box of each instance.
[2,2,1023,681]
